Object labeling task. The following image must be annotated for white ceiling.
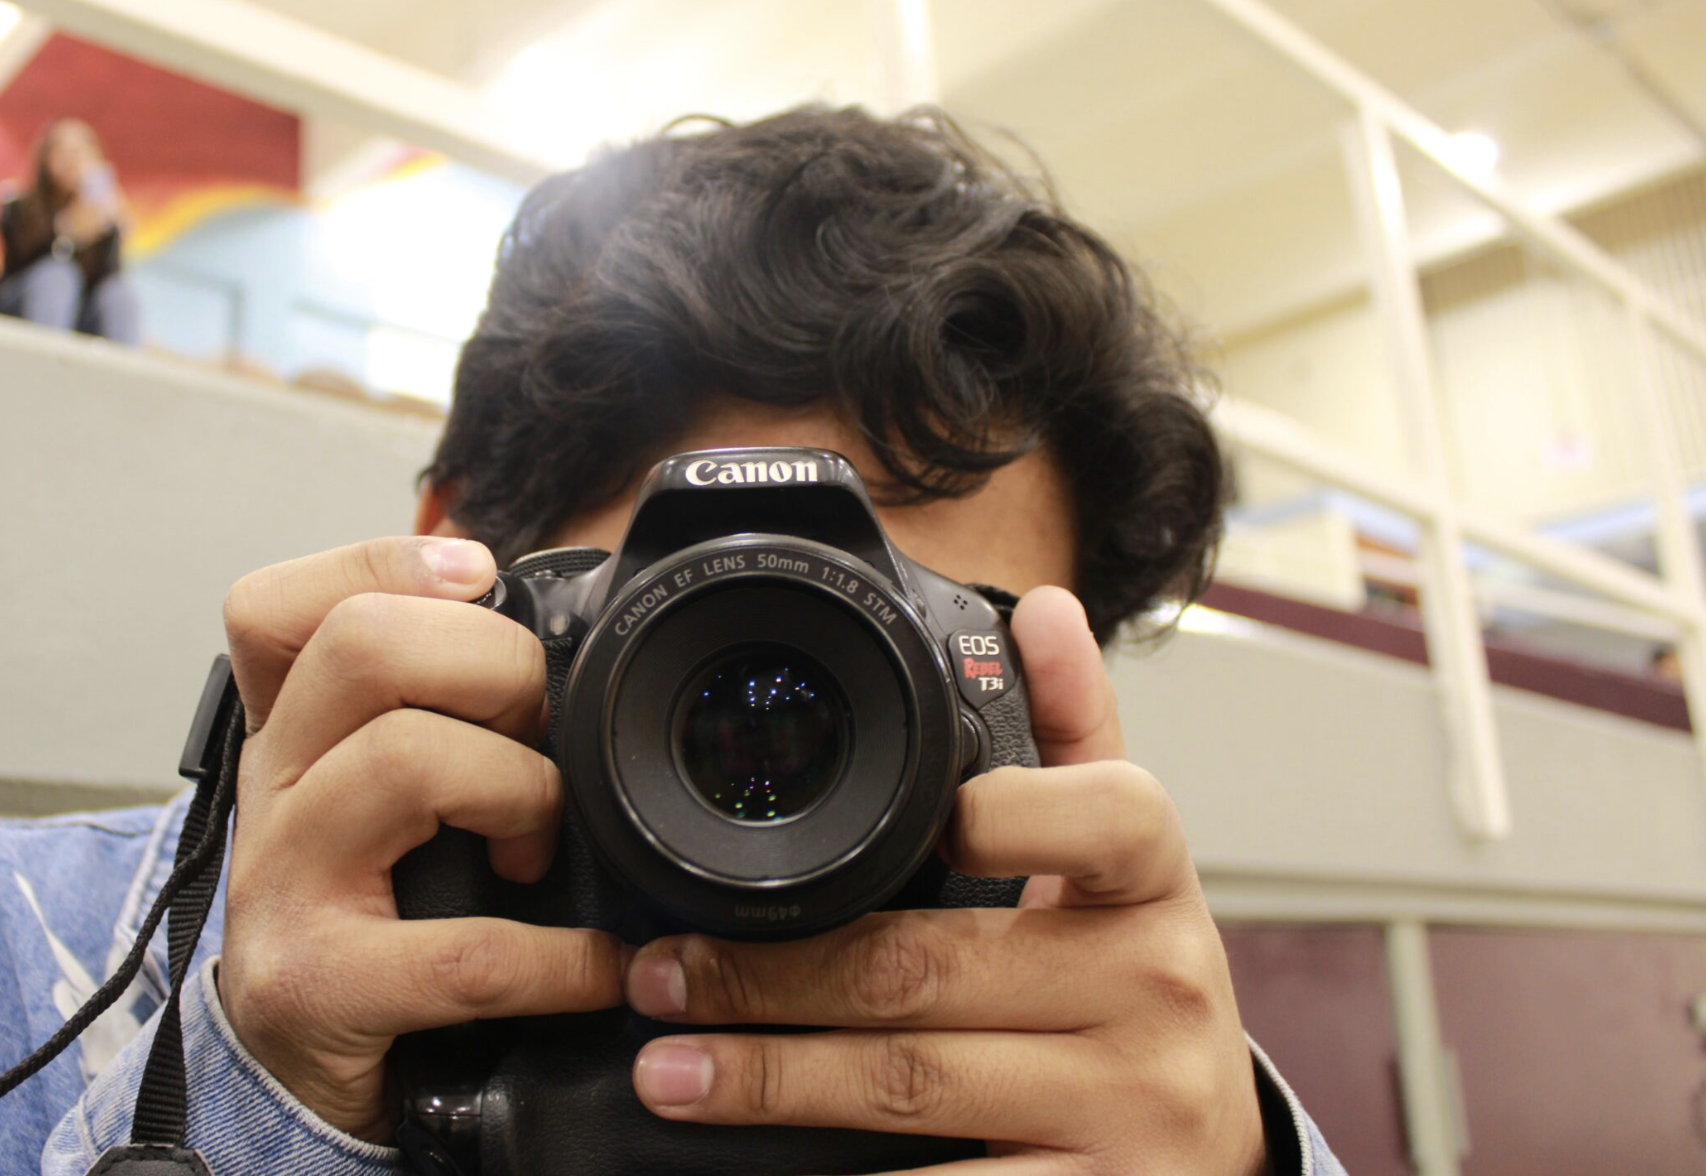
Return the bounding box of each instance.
[88,0,1706,334]
[248,0,596,80]
[930,0,1706,332]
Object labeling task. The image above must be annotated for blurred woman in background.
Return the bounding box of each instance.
[0,118,139,345]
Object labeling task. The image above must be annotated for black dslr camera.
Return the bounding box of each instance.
[392,447,1037,1176]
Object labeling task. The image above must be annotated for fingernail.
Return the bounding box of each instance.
[628,951,688,1017]
[635,1041,713,1107]
[422,539,488,585]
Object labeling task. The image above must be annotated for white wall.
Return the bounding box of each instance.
[0,319,437,792]
[1119,618,1706,923]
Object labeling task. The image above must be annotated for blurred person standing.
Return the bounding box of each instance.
[0,119,140,346]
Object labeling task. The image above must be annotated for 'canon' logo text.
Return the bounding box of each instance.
[684,458,821,486]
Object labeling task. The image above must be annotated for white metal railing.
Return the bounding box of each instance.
[1357,551,1686,645]
[1218,400,1699,623]
[1197,0,1706,845]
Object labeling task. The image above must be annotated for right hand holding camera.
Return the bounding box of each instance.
[216,536,630,1142]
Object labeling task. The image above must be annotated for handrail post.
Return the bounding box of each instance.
[1386,921,1466,1176]
[1625,306,1706,783]
[1341,109,1511,840]
[867,0,938,109]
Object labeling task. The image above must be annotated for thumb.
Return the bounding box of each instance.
[1009,585,1126,766]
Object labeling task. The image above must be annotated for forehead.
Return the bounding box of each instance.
[546,399,1077,597]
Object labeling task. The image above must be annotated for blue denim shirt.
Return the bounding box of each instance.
[1,793,1347,1175]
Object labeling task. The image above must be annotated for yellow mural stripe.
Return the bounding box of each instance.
[127,183,303,260]
[125,152,448,259]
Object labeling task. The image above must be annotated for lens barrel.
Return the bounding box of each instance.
[558,535,963,938]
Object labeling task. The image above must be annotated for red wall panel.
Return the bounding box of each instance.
[1432,926,1706,1175]
[0,33,298,215]
[1221,923,1410,1176]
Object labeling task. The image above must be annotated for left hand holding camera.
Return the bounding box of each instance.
[625,585,1268,1175]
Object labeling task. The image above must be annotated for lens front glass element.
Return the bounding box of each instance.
[674,644,848,823]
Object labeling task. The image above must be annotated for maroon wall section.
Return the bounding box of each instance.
[1431,927,1706,1175]
[0,33,299,210]
[1221,924,1410,1176]
[1201,581,1691,732]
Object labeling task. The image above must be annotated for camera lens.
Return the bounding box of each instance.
[578,549,962,933]
[674,644,849,823]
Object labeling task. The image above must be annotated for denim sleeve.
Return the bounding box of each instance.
[1249,1035,1350,1176]
[0,805,172,1167]
[35,961,1344,1174]
[41,956,402,1175]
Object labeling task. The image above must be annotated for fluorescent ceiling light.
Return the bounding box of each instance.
[1444,130,1500,177]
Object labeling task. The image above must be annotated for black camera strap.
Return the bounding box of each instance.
[0,656,243,1175]
[126,655,243,1153]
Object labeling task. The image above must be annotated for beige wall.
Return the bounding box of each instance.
[1215,165,1706,528]
[1425,246,1649,522]
[1213,295,1405,507]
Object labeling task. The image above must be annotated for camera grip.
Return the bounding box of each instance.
[978,671,1041,772]
[392,828,500,922]
[476,1011,987,1176]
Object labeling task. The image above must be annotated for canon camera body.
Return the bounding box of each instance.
[392,447,1037,1175]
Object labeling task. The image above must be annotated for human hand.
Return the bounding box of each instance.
[623,586,1267,1175]
[217,537,628,1141]
[55,197,113,245]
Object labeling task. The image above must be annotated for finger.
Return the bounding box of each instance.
[944,763,1192,908]
[631,1029,1102,1146]
[272,709,562,889]
[805,1156,1067,1176]
[223,536,496,732]
[349,917,627,1037]
[627,907,1127,1031]
[1008,586,1124,767]
[258,593,545,789]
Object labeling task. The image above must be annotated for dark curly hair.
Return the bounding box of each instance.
[425,106,1223,644]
